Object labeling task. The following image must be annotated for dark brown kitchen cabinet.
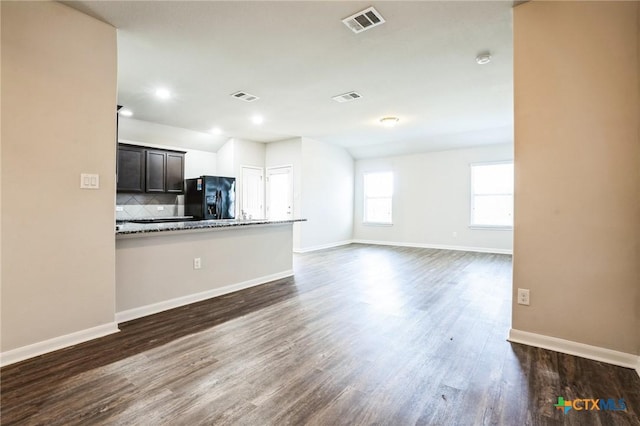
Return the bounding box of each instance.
[117,145,145,192]
[145,150,167,192]
[117,143,185,194]
[166,152,185,193]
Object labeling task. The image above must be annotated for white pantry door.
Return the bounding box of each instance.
[241,166,264,219]
[266,166,293,220]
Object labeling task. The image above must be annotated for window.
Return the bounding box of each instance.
[470,162,514,228]
[364,172,393,224]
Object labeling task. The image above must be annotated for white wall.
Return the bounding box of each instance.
[184,150,217,179]
[118,118,218,179]
[353,144,513,253]
[299,138,354,251]
[233,138,265,172]
[1,1,118,356]
[216,138,266,178]
[216,139,235,177]
[118,117,225,153]
[264,137,355,252]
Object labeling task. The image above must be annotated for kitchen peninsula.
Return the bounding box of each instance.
[115,219,304,322]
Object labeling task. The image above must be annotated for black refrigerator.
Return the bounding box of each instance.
[184,176,236,220]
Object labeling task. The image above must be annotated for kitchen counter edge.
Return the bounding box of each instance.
[116,218,306,238]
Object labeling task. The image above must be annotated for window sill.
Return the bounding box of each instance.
[363,222,393,227]
[469,225,513,231]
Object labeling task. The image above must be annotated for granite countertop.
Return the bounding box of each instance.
[116,218,306,236]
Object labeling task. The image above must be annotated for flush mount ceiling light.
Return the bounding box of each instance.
[119,108,133,117]
[380,117,399,127]
[210,127,222,135]
[476,52,492,65]
[251,115,264,125]
[155,88,171,99]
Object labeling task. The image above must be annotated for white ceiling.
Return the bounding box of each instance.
[65,1,514,159]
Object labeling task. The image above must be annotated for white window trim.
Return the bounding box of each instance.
[469,225,513,230]
[469,160,514,230]
[363,171,393,226]
[363,221,394,227]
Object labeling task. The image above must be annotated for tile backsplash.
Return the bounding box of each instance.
[116,193,185,220]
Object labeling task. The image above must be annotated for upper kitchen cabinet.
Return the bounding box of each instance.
[166,152,185,193]
[117,143,185,194]
[145,149,167,192]
[117,144,145,193]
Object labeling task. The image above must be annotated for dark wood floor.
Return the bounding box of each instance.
[2,244,639,425]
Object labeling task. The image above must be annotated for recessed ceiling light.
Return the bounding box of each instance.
[380,117,399,127]
[155,88,171,100]
[119,109,133,117]
[210,127,222,135]
[251,115,264,125]
[476,52,492,65]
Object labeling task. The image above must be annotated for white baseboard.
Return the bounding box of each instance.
[351,239,512,255]
[1,322,120,368]
[293,240,353,253]
[508,329,640,373]
[115,269,294,323]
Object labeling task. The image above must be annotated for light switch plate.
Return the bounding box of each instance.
[80,173,100,189]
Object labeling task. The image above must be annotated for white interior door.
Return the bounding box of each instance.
[266,166,293,220]
[241,166,264,219]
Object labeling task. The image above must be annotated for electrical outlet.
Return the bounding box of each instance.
[157,206,164,211]
[193,257,201,270]
[517,288,530,306]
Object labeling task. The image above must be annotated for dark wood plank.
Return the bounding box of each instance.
[2,244,639,425]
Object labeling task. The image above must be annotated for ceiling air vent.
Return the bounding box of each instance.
[332,91,362,103]
[342,6,385,34]
[231,91,259,102]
